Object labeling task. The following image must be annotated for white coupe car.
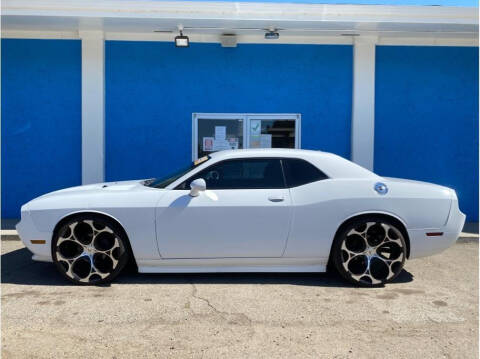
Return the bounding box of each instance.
[17,149,465,287]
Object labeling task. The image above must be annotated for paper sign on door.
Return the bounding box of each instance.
[250,120,261,136]
[215,126,226,140]
[203,137,214,151]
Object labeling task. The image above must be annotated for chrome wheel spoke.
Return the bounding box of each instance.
[56,253,87,279]
[55,250,84,263]
[346,221,374,239]
[93,237,124,267]
[381,223,403,246]
[343,251,382,285]
[341,241,367,262]
[351,271,383,285]
[57,223,81,245]
[79,259,110,282]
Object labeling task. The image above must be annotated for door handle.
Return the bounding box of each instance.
[268,196,284,202]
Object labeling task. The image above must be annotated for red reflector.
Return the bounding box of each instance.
[426,232,443,237]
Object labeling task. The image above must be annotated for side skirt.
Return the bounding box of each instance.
[32,254,53,263]
[136,257,327,273]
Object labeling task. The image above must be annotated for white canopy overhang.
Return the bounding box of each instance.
[2,0,478,45]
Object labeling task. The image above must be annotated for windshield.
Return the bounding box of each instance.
[144,156,210,189]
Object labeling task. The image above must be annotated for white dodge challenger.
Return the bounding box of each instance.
[17,149,465,287]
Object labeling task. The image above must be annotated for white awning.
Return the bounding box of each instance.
[2,0,478,45]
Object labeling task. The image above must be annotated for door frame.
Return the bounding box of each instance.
[192,113,302,161]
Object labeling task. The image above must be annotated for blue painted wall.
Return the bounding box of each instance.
[1,39,81,219]
[375,46,479,220]
[106,42,353,181]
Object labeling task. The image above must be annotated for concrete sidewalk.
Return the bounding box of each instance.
[462,222,479,236]
[1,230,19,241]
[1,219,19,230]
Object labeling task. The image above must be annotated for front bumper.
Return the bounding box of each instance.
[16,210,53,262]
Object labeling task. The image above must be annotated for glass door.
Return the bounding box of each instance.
[246,115,300,150]
[193,113,300,160]
[193,114,245,160]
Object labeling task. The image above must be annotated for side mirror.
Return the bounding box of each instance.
[189,178,206,197]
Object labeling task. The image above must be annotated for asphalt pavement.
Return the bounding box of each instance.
[1,237,478,358]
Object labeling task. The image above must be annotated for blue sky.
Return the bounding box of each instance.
[176,0,478,5]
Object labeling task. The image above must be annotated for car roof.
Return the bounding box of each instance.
[209,148,332,160]
[206,149,379,179]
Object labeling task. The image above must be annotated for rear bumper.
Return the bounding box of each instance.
[408,200,466,259]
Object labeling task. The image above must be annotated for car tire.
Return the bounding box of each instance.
[51,214,130,285]
[331,217,407,287]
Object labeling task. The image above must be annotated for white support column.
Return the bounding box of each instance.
[80,30,105,184]
[351,37,376,171]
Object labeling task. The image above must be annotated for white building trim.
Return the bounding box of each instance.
[2,30,478,47]
[2,0,477,46]
[2,30,79,39]
[351,37,376,171]
[3,0,477,25]
[80,30,105,184]
[376,36,478,47]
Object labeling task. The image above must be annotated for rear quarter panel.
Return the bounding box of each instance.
[284,178,452,259]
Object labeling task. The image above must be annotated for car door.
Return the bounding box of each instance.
[155,158,292,258]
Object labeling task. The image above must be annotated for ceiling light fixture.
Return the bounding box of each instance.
[220,34,237,48]
[264,27,280,40]
[175,25,189,47]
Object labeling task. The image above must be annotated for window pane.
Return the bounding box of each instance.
[185,159,285,189]
[197,118,244,158]
[283,158,328,188]
[249,119,295,149]
[146,156,210,189]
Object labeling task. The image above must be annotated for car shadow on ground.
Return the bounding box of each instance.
[1,247,414,288]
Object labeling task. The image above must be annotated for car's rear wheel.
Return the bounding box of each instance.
[52,215,129,285]
[332,217,407,287]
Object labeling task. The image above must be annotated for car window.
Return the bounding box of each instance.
[145,156,210,189]
[282,158,328,187]
[176,158,285,190]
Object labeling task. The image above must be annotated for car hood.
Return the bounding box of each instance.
[35,179,150,198]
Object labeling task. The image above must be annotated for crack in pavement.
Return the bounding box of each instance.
[189,283,253,326]
[190,282,228,319]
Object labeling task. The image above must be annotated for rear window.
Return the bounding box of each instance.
[282,158,328,188]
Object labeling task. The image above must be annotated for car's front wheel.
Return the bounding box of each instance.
[52,215,129,285]
[332,217,407,287]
